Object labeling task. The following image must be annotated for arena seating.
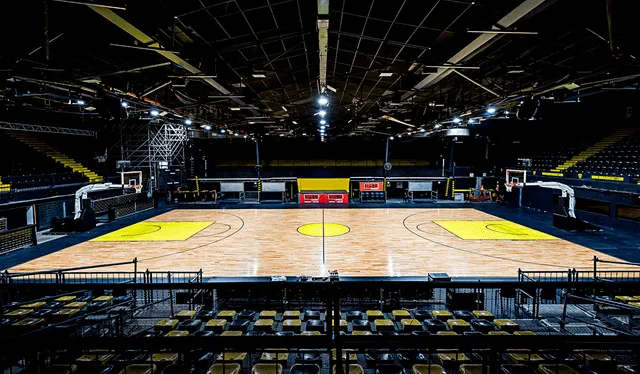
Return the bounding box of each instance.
[3,284,640,374]
[569,131,640,179]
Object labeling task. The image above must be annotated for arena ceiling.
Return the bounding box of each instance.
[1,0,639,140]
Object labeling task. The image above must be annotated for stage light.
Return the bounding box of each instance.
[220,128,226,133]
[234,132,238,136]
[452,117,461,123]
[320,119,326,125]
[184,119,192,125]
[434,123,442,129]
[468,119,474,124]
[318,96,328,105]
[407,132,412,135]
[389,136,394,140]
[76,100,85,105]
[398,134,402,138]
[292,121,298,124]
[320,125,325,129]
[121,101,128,108]
[150,109,159,116]
[420,128,426,132]
[487,107,496,114]
[203,125,211,130]
[244,135,248,138]
[504,110,510,115]
[318,110,327,117]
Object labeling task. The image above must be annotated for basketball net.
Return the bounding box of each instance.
[505,182,515,192]
[133,185,143,194]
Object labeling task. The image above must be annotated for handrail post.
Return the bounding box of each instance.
[168,271,174,316]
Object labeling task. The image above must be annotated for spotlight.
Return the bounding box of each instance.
[434,123,442,129]
[504,110,510,115]
[420,128,426,132]
[318,110,327,117]
[468,119,474,124]
[398,134,402,138]
[234,132,238,136]
[320,119,326,125]
[452,117,461,123]
[244,135,248,138]
[184,119,192,125]
[150,110,159,116]
[487,107,496,114]
[204,125,211,130]
[76,100,85,105]
[292,121,298,124]
[282,106,287,112]
[389,136,394,140]
[220,129,226,133]
[121,101,128,108]
[320,125,326,129]
[407,132,412,135]
[318,96,328,105]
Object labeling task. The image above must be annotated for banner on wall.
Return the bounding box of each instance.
[360,181,384,191]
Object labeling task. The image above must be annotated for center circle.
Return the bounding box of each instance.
[297,223,350,237]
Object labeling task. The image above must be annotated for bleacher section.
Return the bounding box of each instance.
[569,130,640,179]
[0,132,90,190]
[525,126,640,183]
[9,132,103,183]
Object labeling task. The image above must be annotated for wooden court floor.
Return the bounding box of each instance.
[8,208,630,277]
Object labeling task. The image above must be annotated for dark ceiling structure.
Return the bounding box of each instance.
[1,0,638,140]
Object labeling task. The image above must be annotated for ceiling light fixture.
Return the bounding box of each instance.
[487,107,496,114]
[185,119,192,125]
[76,100,85,105]
[121,101,128,108]
[467,30,538,35]
[318,96,329,106]
[326,85,337,93]
[282,106,287,112]
[318,110,327,117]
[204,125,211,131]
[389,136,394,140]
[252,71,267,78]
[320,120,326,125]
[292,121,298,125]
[452,117,461,123]
[379,72,393,77]
[150,109,159,116]
[230,107,241,111]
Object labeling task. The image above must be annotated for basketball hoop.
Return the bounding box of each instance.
[132,184,142,194]
[505,183,514,193]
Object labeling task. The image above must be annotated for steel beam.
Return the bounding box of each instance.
[0,121,97,137]
[88,5,258,114]
[401,0,552,100]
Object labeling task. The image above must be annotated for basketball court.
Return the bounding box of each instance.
[8,207,628,277]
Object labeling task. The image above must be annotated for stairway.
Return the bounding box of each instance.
[9,132,103,183]
[553,127,639,172]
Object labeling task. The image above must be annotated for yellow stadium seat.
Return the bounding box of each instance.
[446,319,470,333]
[431,310,452,321]
[412,364,445,374]
[259,310,277,319]
[374,319,395,331]
[260,349,289,362]
[154,319,179,332]
[55,296,77,302]
[119,364,156,374]
[300,331,321,336]
[207,364,241,374]
[538,364,578,374]
[64,302,88,309]
[282,319,302,332]
[472,310,494,321]
[23,302,47,310]
[205,319,227,332]
[252,363,283,374]
[401,319,422,332]
[366,310,384,320]
[282,311,300,320]
[175,310,197,320]
[392,310,411,321]
[494,319,519,332]
[217,310,237,321]
[147,353,178,364]
[253,319,274,332]
[221,331,243,336]
[217,352,248,362]
[164,330,189,337]
[459,365,490,374]
[332,365,363,374]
